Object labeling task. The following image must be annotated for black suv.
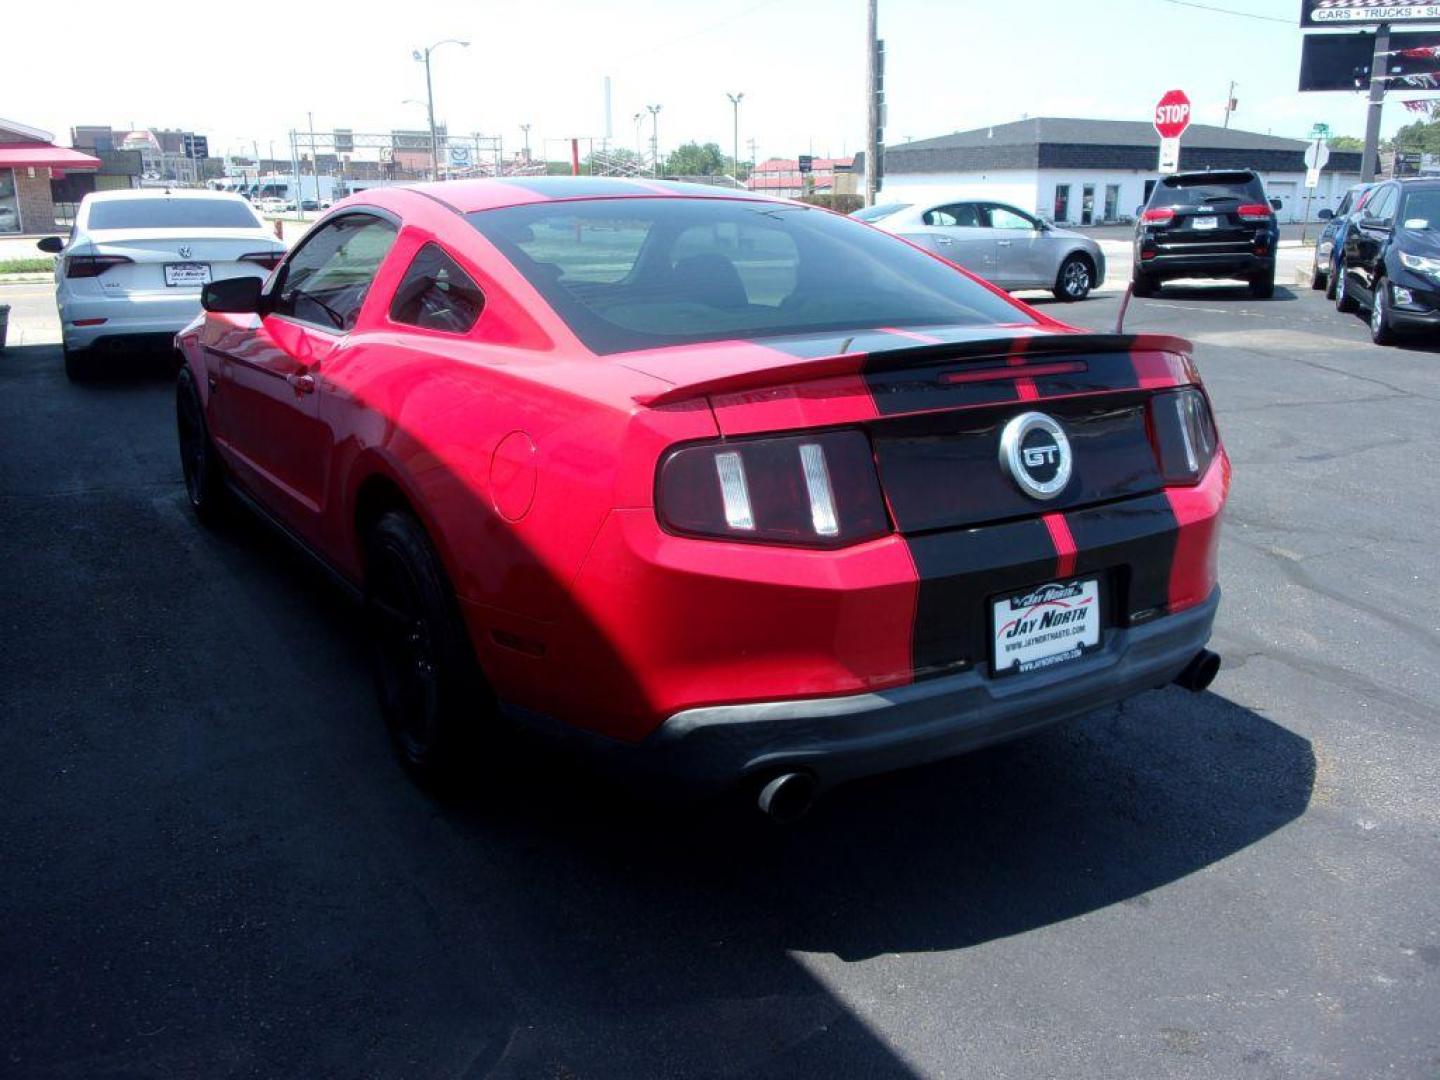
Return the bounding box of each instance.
[1334,177,1440,345]
[1133,170,1282,298]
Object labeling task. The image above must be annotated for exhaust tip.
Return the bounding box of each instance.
[1174,648,1221,693]
[757,772,817,824]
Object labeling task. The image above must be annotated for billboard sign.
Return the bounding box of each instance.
[1302,0,1440,26]
[1300,29,1440,90]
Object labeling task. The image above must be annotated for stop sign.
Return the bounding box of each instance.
[1154,89,1192,139]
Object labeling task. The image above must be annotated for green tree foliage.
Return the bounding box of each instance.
[1390,119,1440,153]
[663,141,727,176]
[1327,135,1364,151]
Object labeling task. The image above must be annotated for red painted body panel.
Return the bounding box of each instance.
[177,180,1229,755]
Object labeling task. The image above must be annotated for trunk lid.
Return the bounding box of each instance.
[76,228,280,295]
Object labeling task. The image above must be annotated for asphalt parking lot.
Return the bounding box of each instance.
[1,281,1437,1078]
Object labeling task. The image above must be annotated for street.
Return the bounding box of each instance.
[1,281,1437,1078]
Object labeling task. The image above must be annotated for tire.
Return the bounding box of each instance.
[1310,257,1326,291]
[1370,279,1396,346]
[1335,267,1358,313]
[1131,270,1157,298]
[1053,253,1094,302]
[1324,257,1339,300]
[1249,270,1276,299]
[175,367,228,525]
[63,344,95,382]
[363,510,495,780]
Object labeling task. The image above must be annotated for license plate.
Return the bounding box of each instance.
[991,577,1102,677]
[1191,216,1218,230]
[164,262,211,287]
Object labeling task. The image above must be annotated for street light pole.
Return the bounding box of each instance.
[520,123,532,163]
[727,92,744,187]
[647,104,662,177]
[864,0,880,206]
[413,39,469,182]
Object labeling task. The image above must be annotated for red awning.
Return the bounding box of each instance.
[0,143,101,171]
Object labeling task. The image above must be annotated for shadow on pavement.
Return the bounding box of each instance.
[0,342,1316,1079]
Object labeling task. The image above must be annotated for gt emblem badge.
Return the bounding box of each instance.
[178,246,193,259]
[999,411,1072,501]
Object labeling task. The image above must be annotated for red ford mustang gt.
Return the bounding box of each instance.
[175,177,1228,817]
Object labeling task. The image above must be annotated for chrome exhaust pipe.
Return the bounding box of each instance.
[1173,648,1221,693]
[757,772,817,823]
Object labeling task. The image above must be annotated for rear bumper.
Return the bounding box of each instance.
[514,590,1220,796]
[1139,252,1274,280]
[59,290,203,350]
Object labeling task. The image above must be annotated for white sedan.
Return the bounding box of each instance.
[38,189,287,380]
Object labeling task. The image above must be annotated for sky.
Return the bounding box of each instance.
[0,0,1418,165]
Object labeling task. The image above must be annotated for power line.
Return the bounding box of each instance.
[1158,0,1293,25]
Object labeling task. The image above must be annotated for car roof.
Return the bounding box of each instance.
[377,176,791,215]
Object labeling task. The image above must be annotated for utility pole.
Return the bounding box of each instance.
[520,123,531,163]
[727,92,744,187]
[251,139,260,192]
[414,39,469,182]
[308,111,318,213]
[864,0,882,205]
[1222,80,1237,129]
[647,104,662,177]
[1361,24,1390,182]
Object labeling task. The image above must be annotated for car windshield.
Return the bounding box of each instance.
[1150,173,1264,208]
[87,198,261,230]
[1399,189,1440,228]
[851,203,910,222]
[467,198,1030,354]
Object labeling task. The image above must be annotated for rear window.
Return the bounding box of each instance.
[466,198,1029,354]
[87,198,260,230]
[1148,172,1264,208]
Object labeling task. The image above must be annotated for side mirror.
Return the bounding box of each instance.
[1317,208,1334,221]
[202,275,264,314]
[1270,198,1283,211]
[36,236,64,254]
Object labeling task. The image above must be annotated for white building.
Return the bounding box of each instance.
[869,118,1361,224]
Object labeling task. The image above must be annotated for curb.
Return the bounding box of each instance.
[0,275,52,285]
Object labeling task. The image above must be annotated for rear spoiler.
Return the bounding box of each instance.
[634,331,1194,407]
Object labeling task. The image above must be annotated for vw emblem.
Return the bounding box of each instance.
[178,245,193,259]
[999,411,1072,501]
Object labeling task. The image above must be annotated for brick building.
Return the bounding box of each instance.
[860,118,1364,224]
[0,118,101,235]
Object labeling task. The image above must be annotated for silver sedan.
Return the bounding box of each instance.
[854,199,1106,301]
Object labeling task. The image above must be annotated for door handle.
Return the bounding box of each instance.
[287,372,316,395]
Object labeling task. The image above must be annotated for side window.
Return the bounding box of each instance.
[984,204,1038,231]
[923,203,979,227]
[1365,186,1394,223]
[272,214,398,331]
[1335,191,1353,217]
[389,243,486,333]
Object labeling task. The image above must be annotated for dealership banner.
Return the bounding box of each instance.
[1303,0,1440,26]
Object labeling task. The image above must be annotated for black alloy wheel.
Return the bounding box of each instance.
[175,367,227,524]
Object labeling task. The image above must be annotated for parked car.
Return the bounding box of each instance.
[38,189,286,380]
[175,178,1228,816]
[1310,182,1374,292]
[0,204,19,233]
[853,200,1106,301]
[1334,176,1440,345]
[1133,169,1282,298]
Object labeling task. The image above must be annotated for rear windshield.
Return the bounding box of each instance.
[851,203,910,222]
[466,198,1029,354]
[1149,173,1264,208]
[87,198,260,230]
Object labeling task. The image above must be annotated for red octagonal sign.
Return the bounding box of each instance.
[1154,89,1192,140]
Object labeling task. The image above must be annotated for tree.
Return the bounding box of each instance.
[1390,119,1440,154]
[1327,135,1363,151]
[663,141,726,177]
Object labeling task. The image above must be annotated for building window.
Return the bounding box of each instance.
[0,169,20,234]
[1104,184,1120,222]
[1081,184,1096,225]
[1053,184,1070,223]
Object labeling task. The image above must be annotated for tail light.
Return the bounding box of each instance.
[65,254,132,278]
[1148,388,1219,484]
[1237,203,1272,222]
[1142,208,1175,224]
[240,251,285,271]
[657,430,890,548]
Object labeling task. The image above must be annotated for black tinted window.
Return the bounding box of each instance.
[272,214,397,331]
[467,198,1030,355]
[389,243,485,333]
[1149,172,1265,208]
[88,198,260,230]
[1398,188,1440,227]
